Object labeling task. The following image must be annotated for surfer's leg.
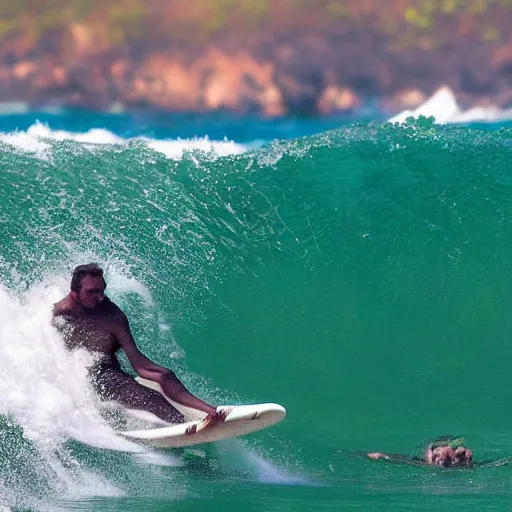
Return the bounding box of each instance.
[93,368,185,424]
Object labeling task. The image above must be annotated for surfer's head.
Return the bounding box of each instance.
[425,437,472,467]
[70,263,106,311]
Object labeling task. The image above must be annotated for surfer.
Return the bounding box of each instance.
[53,263,226,428]
[366,436,473,468]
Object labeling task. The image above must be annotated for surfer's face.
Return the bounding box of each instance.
[73,275,105,311]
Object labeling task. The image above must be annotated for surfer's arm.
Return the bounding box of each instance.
[367,452,427,466]
[113,316,216,415]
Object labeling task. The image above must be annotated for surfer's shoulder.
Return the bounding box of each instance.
[52,296,75,316]
[102,297,129,322]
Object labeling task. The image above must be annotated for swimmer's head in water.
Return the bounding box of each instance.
[426,437,473,467]
[70,263,107,311]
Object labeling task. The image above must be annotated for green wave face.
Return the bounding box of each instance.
[1,118,512,508]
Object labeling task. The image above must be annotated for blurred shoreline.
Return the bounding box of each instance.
[1,1,511,117]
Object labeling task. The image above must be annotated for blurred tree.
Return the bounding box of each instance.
[0,0,510,45]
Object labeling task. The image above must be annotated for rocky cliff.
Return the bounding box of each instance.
[0,0,511,115]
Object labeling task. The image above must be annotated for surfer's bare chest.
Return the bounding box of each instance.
[56,313,121,354]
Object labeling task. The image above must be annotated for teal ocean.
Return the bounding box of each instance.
[1,113,512,511]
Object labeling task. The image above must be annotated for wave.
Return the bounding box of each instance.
[2,118,512,506]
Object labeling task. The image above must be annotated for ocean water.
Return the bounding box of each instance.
[1,111,512,511]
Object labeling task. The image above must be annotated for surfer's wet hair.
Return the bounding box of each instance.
[71,263,107,292]
[428,435,465,450]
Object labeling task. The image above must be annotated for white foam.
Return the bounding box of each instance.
[0,282,140,451]
[0,120,248,159]
[451,104,512,123]
[145,137,246,159]
[0,130,51,153]
[389,86,512,125]
[27,122,124,144]
[133,451,183,467]
[0,281,146,508]
[106,271,155,307]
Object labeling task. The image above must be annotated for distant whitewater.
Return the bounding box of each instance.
[1,120,248,159]
[389,86,512,124]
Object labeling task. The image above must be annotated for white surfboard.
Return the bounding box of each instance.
[118,378,286,448]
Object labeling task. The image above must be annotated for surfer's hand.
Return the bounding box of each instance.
[208,407,231,426]
[185,407,232,435]
[367,452,389,460]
